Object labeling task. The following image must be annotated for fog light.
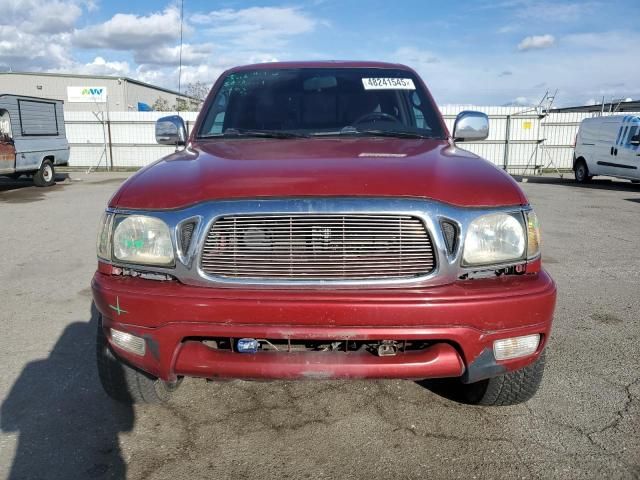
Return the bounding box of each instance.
[493,334,540,360]
[111,329,146,356]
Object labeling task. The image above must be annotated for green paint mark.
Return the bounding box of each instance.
[124,239,144,249]
[108,296,128,316]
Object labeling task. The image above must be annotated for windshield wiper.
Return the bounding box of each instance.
[200,128,309,139]
[312,127,432,139]
[351,129,433,139]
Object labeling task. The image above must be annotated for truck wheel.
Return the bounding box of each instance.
[460,351,546,406]
[33,160,55,187]
[574,159,592,184]
[96,319,180,404]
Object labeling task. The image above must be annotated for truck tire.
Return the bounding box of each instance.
[96,319,180,404]
[33,159,55,187]
[574,159,592,184]
[460,351,546,406]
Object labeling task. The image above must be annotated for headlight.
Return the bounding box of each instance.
[462,212,526,266]
[112,215,174,266]
[97,212,114,260]
[525,210,541,259]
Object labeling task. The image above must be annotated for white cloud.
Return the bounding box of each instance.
[393,47,440,65]
[135,43,214,66]
[0,27,74,70]
[393,26,640,107]
[78,56,130,76]
[0,0,86,34]
[516,2,595,22]
[518,34,555,51]
[61,5,322,92]
[0,0,91,70]
[73,7,182,50]
[482,1,595,23]
[497,25,519,34]
[562,31,633,51]
[505,96,532,106]
[191,7,319,49]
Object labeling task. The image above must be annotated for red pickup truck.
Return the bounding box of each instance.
[92,61,556,406]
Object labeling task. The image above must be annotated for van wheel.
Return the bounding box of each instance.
[96,318,180,404]
[33,160,55,187]
[574,159,592,184]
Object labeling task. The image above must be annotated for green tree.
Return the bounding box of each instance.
[173,98,189,111]
[184,81,210,101]
[151,97,171,111]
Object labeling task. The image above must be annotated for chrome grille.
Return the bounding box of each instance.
[200,214,436,281]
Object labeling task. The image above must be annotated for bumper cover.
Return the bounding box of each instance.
[92,270,556,382]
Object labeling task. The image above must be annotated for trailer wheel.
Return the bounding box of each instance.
[574,159,592,184]
[33,159,55,187]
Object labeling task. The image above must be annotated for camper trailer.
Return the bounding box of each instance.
[0,95,69,187]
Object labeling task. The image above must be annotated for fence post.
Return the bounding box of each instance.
[106,118,114,171]
[503,114,511,171]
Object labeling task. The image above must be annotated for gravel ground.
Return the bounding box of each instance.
[0,172,638,480]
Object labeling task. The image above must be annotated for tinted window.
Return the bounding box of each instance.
[199,68,444,138]
[625,125,639,144]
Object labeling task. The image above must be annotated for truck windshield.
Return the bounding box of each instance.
[198,68,445,139]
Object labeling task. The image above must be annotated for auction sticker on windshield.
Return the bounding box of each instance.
[362,78,416,90]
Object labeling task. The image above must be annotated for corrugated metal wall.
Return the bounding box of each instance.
[64,107,640,171]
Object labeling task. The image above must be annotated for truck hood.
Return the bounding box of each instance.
[110,138,528,210]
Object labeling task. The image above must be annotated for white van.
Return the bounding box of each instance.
[573,115,640,183]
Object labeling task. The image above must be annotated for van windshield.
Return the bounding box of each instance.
[198,68,445,139]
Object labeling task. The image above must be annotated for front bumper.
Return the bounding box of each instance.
[92,270,556,383]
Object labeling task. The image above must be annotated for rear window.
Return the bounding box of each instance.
[198,68,444,138]
[18,100,59,136]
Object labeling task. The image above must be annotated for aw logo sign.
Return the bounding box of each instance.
[67,86,108,103]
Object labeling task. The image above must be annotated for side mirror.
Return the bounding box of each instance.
[452,111,489,142]
[631,134,640,146]
[156,115,187,147]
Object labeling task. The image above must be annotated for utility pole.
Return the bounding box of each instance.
[178,0,184,93]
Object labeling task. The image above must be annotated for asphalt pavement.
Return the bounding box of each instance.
[0,172,638,479]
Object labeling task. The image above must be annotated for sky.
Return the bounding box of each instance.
[0,0,638,107]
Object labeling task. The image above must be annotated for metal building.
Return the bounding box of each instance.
[0,72,201,112]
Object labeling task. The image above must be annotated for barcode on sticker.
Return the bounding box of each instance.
[362,78,416,90]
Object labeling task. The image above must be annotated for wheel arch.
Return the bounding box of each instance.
[573,155,587,171]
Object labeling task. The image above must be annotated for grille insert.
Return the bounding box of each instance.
[179,222,196,254]
[440,220,458,255]
[200,214,436,281]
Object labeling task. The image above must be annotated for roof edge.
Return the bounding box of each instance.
[0,71,201,102]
